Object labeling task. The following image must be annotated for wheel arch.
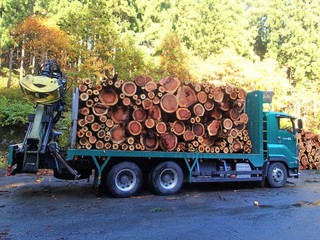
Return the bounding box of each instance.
[266,161,288,188]
[264,156,290,176]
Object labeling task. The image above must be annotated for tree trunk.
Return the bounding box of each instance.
[32,55,36,74]
[19,39,25,82]
[7,48,14,88]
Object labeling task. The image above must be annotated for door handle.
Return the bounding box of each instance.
[277,137,281,143]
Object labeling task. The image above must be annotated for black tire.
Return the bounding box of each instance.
[267,162,287,188]
[107,162,143,198]
[151,161,183,195]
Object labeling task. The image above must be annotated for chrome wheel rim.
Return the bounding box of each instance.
[272,166,284,183]
[159,168,178,190]
[115,169,137,191]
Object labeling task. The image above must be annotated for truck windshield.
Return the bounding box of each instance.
[278,117,294,134]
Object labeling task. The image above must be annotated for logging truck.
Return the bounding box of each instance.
[7,60,301,197]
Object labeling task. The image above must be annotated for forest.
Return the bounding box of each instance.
[0,0,320,134]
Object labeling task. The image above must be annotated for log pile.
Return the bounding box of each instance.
[297,129,320,170]
[76,76,252,153]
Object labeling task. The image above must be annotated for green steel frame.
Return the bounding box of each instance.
[67,149,263,184]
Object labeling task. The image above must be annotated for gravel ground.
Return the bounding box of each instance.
[0,169,319,240]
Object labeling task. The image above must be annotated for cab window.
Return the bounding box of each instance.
[278,117,294,133]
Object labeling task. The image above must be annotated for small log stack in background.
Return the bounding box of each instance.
[76,75,252,153]
[297,129,320,170]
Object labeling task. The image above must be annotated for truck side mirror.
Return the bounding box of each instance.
[297,119,303,130]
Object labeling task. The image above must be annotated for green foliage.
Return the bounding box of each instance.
[0,95,34,126]
[53,90,73,148]
[0,86,34,126]
[158,32,191,80]
[0,156,7,170]
[191,49,291,111]
[54,109,72,149]
[111,32,148,80]
[1,0,320,133]
[289,82,320,133]
[13,16,70,62]
[249,0,320,86]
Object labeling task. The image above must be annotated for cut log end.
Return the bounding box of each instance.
[223,118,233,130]
[122,81,137,97]
[99,88,119,106]
[92,103,108,116]
[176,108,191,121]
[128,121,142,136]
[145,118,155,129]
[134,75,146,87]
[204,100,214,111]
[159,76,181,94]
[208,120,221,136]
[122,97,131,106]
[142,98,153,110]
[160,93,178,113]
[197,91,208,104]
[79,107,90,116]
[79,84,88,93]
[145,81,157,92]
[213,87,224,103]
[148,105,162,120]
[192,123,205,137]
[80,93,89,102]
[172,121,185,136]
[193,103,205,117]
[110,125,126,144]
[141,133,159,151]
[111,106,130,123]
[160,132,177,151]
[156,122,167,134]
[177,85,197,107]
[132,108,147,122]
[183,130,195,142]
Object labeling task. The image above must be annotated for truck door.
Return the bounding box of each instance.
[277,115,297,158]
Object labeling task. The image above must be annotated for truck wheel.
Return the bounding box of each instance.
[107,162,143,198]
[151,161,183,195]
[267,162,287,188]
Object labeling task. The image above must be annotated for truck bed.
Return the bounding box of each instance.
[67,149,264,183]
[67,149,262,163]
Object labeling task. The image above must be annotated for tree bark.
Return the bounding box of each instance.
[7,48,14,88]
[19,39,25,83]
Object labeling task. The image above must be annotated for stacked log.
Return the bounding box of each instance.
[76,75,252,153]
[297,129,320,170]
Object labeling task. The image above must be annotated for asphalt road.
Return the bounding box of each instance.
[0,169,319,240]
